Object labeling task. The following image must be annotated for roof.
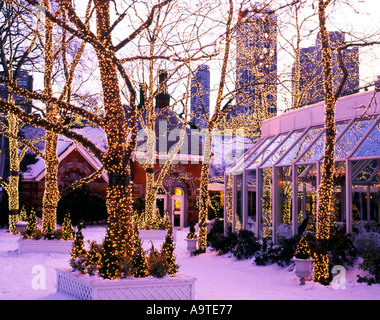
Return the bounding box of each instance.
[227,90,380,175]
[21,126,107,181]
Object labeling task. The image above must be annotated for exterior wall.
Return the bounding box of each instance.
[21,149,108,217]
[131,159,202,226]
[21,146,208,227]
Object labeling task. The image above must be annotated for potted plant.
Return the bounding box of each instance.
[185,223,198,255]
[292,233,314,285]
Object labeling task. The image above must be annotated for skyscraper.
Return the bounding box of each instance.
[292,31,359,108]
[233,3,277,122]
[0,70,33,181]
[190,65,210,130]
[0,70,33,113]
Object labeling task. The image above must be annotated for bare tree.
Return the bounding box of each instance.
[0,1,40,232]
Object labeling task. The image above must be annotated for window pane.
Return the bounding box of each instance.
[298,122,349,163]
[261,130,304,167]
[278,126,323,165]
[247,133,289,169]
[228,137,272,173]
[353,120,380,158]
[335,118,375,159]
[174,198,181,211]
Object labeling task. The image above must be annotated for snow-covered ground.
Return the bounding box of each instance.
[0,226,379,300]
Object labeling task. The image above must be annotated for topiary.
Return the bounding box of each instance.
[148,242,169,278]
[70,222,87,270]
[24,209,38,239]
[294,232,315,259]
[61,211,74,240]
[161,227,179,275]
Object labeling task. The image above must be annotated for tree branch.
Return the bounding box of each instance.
[0,99,105,162]
[0,76,105,127]
[114,0,173,51]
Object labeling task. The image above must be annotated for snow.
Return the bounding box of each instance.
[0,226,379,300]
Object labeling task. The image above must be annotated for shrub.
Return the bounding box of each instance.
[212,232,238,256]
[61,211,74,240]
[254,239,283,266]
[24,210,38,239]
[33,229,44,240]
[232,230,261,260]
[276,235,301,267]
[328,230,358,268]
[161,227,179,275]
[54,228,63,240]
[119,256,133,278]
[148,244,169,278]
[70,255,87,273]
[207,219,237,255]
[186,222,197,239]
[294,233,315,259]
[357,250,380,285]
[85,241,103,276]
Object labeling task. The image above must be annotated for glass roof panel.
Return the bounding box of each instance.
[277,126,323,165]
[246,132,289,169]
[352,120,380,158]
[260,129,305,167]
[335,117,375,160]
[226,136,272,174]
[298,121,349,163]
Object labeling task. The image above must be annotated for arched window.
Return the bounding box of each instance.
[172,187,184,228]
[173,187,183,196]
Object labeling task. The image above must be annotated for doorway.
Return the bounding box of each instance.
[155,187,167,218]
[172,187,184,229]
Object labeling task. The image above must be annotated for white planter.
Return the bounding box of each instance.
[56,268,196,300]
[292,258,314,285]
[15,221,28,234]
[185,238,198,255]
[18,238,73,254]
[139,229,177,242]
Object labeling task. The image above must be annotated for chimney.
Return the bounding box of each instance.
[156,70,170,109]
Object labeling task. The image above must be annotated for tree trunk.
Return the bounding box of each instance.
[41,0,59,233]
[94,0,134,257]
[7,111,20,232]
[314,0,337,285]
[197,130,212,253]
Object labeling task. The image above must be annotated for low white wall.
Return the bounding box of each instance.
[56,268,196,300]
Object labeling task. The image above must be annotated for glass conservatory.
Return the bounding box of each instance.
[224,90,380,243]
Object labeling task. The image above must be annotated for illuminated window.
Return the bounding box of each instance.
[173,188,183,196]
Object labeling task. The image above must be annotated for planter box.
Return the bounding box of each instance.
[56,268,196,300]
[18,238,73,254]
[292,258,314,285]
[139,229,177,242]
[185,238,198,255]
[15,221,28,234]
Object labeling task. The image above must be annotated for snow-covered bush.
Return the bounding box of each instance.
[357,250,380,285]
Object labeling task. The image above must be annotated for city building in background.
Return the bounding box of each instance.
[292,31,359,108]
[190,65,210,131]
[232,3,278,123]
